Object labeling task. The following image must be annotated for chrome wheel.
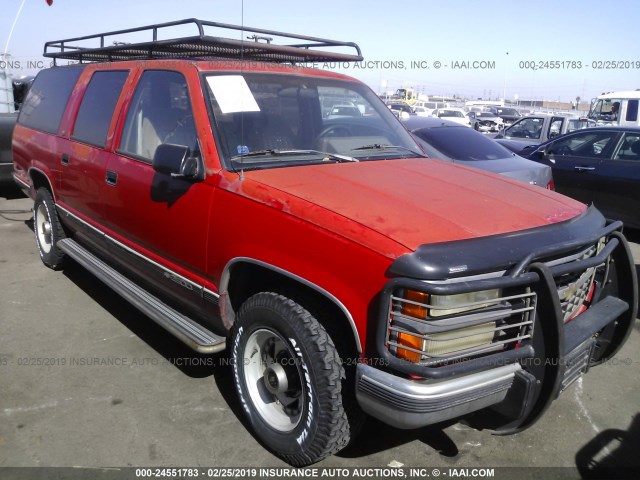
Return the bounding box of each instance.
[35,203,53,254]
[33,188,66,270]
[242,328,304,432]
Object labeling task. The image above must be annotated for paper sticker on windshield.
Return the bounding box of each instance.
[206,75,260,114]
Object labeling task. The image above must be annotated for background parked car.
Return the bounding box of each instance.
[387,102,414,118]
[488,106,522,126]
[525,127,640,228]
[417,101,448,110]
[495,113,597,154]
[326,104,362,119]
[467,111,505,132]
[432,107,471,127]
[401,116,553,188]
[412,105,433,116]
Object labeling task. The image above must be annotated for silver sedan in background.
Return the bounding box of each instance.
[401,116,554,189]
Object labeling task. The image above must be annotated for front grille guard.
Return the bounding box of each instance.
[376,220,625,379]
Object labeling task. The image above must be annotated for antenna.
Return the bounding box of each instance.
[239,0,245,180]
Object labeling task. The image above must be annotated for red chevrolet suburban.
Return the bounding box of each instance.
[12,19,637,466]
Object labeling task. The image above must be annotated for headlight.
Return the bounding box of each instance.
[390,285,535,366]
[395,288,502,363]
[400,288,501,319]
[430,289,501,317]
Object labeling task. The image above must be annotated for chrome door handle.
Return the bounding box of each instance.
[574,166,595,171]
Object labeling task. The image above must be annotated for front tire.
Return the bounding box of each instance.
[231,293,351,466]
[33,188,66,270]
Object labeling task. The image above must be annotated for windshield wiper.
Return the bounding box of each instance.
[351,144,427,157]
[231,149,358,162]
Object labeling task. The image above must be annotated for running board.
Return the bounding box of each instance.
[58,238,226,354]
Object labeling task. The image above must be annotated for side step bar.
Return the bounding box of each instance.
[58,238,226,354]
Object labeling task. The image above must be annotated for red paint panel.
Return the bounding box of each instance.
[244,159,586,250]
[207,180,393,346]
[101,155,212,280]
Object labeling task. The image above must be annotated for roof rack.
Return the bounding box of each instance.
[43,18,363,64]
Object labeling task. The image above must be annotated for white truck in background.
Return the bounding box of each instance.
[588,90,640,127]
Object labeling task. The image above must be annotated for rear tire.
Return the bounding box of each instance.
[34,188,66,270]
[230,292,352,466]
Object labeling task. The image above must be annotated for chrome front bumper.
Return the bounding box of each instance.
[355,363,521,429]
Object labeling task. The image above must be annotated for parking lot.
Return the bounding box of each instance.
[1,188,639,474]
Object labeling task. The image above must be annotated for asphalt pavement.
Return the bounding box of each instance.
[1,187,638,476]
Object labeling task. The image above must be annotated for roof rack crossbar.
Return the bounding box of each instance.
[44,18,363,64]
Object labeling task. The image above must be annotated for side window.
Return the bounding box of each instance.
[12,77,34,111]
[613,133,640,161]
[18,66,84,134]
[119,70,197,162]
[550,132,618,158]
[72,71,128,148]
[548,117,564,138]
[625,100,638,122]
[506,117,543,139]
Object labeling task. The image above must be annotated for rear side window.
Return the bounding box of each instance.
[413,126,511,160]
[18,67,83,134]
[72,71,129,147]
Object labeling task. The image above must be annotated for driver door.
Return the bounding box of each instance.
[101,68,215,324]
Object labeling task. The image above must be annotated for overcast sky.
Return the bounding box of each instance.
[2,0,638,102]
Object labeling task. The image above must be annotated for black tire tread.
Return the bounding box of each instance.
[234,292,351,466]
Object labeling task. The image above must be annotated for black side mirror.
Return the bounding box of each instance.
[537,148,556,163]
[152,144,203,181]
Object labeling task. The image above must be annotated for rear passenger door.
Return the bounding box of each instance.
[588,132,640,225]
[101,69,214,322]
[546,130,620,205]
[61,70,129,225]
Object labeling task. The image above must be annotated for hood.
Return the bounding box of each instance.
[241,158,585,256]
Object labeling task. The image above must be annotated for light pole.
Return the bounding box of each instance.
[502,52,509,105]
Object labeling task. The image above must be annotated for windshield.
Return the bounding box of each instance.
[494,108,520,116]
[588,98,622,121]
[413,126,511,160]
[204,72,421,171]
